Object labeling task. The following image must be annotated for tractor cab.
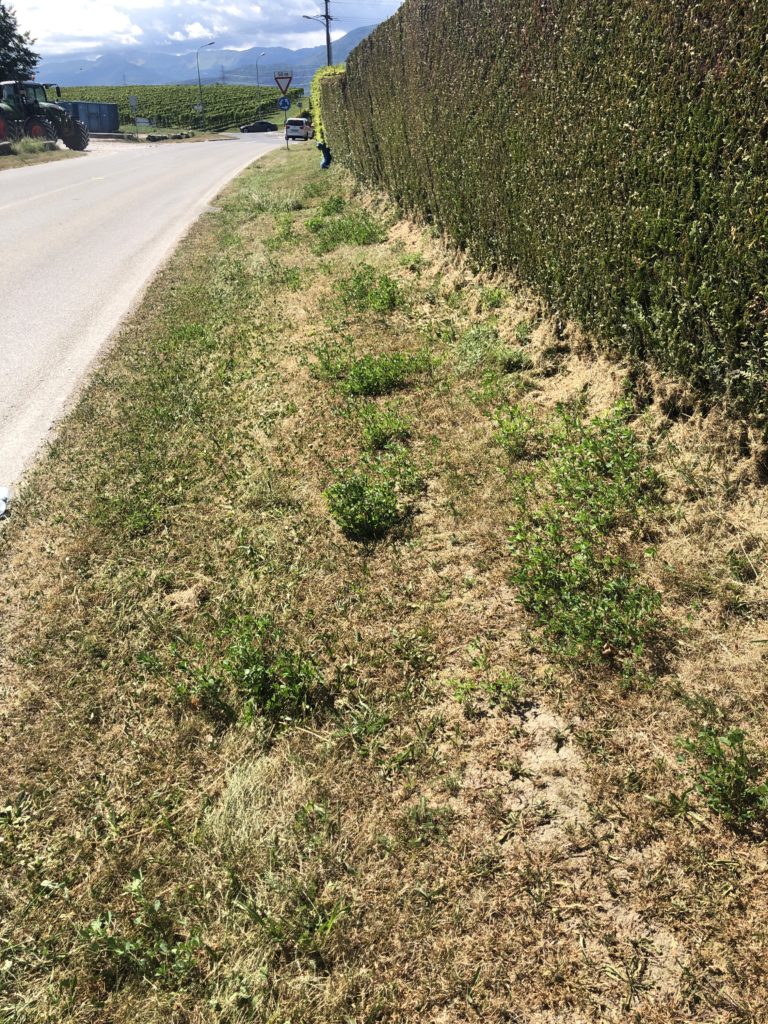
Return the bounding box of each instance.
[0,81,88,150]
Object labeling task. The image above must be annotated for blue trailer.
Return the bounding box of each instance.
[58,101,119,134]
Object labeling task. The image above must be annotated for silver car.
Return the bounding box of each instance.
[285,118,314,142]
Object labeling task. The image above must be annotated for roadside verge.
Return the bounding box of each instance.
[1,145,767,1023]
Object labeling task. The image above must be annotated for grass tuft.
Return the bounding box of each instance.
[335,264,405,313]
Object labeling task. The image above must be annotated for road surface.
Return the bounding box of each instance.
[0,134,283,488]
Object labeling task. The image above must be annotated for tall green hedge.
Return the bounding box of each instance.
[321,0,768,416]
[310,64,346,143]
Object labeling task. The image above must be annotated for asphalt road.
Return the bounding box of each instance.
[0,134,283,488]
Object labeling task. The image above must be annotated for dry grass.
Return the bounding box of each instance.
[1,145,767,1023]
[0,143,83,171]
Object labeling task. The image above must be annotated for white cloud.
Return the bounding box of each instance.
[11,0,403,55]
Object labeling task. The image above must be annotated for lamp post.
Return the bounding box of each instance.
[303,1,333,67]
[255,51,266,88]
[196,40,215,128]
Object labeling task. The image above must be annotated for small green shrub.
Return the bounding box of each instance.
[500,347,534,373]
[335,264,405,313]
[326,447,423,541]
[679,727,768,830]
[311,339,353,381]
[399,252,426,274]
[319,194,346,216]
[358,402,412,451]
[325,469,401,541]
[341,351,428,397]
[480,286,507,310]
[515,322,533,345]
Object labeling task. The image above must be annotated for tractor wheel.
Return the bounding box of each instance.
[24,116,57,142]
[62,119,89,151]
[0,113,20,142]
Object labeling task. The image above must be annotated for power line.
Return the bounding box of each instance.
[303,0,333,66]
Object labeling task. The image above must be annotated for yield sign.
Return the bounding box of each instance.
[274,70,293,95]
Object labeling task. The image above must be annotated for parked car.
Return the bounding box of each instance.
[240,120,277,133]
[285,118,314,142]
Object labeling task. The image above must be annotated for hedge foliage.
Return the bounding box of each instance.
[321,0,768,416]
[310,64,346,143]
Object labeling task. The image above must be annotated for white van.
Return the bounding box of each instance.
[285,118,314,142]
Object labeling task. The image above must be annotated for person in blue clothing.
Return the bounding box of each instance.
[317,140,332,169]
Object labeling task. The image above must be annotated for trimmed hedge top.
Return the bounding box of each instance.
[321,0,768,417]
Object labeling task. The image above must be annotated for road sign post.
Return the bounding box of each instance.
[277,94,291,137]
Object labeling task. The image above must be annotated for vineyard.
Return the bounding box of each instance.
[58,84,303,130]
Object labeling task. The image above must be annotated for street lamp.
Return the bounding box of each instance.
[303,4,333,67]
[255,51,266,88]
[196,40,215,128]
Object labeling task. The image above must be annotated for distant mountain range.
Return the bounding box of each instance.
[35,26,376,92]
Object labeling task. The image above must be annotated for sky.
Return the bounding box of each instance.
[10,0,405,55]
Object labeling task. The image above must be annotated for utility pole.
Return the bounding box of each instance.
[302,1,333,67]
[196,40,215,128]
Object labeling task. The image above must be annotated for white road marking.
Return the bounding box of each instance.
[0,175,107,213]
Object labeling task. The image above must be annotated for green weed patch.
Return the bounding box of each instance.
[179,616,326,726]
[509,403,662,672]
[357,402,412,451]
[335,264,405,312]
[679,727,768,832]
[326,445,423,542]
[307,211,385,254]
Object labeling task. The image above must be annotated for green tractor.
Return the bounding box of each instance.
[0,81,89,150]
